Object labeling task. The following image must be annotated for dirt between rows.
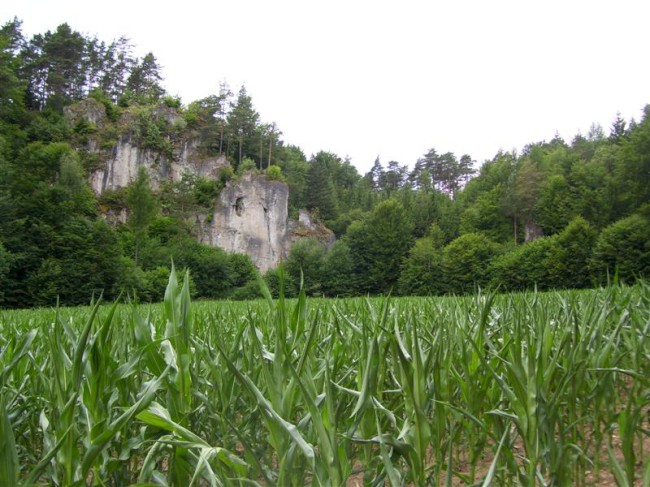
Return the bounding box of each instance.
[344,419,649,486]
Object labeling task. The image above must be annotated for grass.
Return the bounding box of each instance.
[1,271,649,485]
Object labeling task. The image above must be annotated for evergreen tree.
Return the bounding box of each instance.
[126,167,157,266]
[226,85,259,168]
[346,199,413,294]
[126,52,165,103]
[0,18,26,123]
[398,235,444,296]
[321,240,355,296]
[306,151,338,222]
[23,23,87,110]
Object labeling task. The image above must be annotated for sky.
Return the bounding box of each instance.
[2,0,649,173]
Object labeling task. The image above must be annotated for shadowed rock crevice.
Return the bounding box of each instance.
[234,197,245,216]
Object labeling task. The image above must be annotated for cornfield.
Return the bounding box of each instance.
[1,268,649,486]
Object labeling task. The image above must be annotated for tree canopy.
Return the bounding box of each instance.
[1,17,649,307]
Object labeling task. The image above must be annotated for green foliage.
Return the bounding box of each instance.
[328,208,368,238]
[161,95,182,109]
[126,52,165,104]
[306,151,339,222]
[534,174,574,234]
[320,240,355,297]
[115,260,171,302]
[148,216,188,244]
[486,217,596,293]
[159,172,222,219]
[126,167,158,265]
[264,266,298,298]
[547,216,597,288]
[619,105,650,211]
[26,218,123,306]
[346,199,414,294]
[398,237,445,296]
[443,233,501,293]
[227,85,260,167]
[193,176,221,207]
[133,108,174,157]
[236,157,257,175]
[489,237,558,291]
[0,242,12,304]
[460,184,513,242]
[88,89,120,122]
[285,238,326,296]
[218,165,234,185]
[266,164,283,181]
[590,213,650,283]
[275,145,309,215]
[174,241,231,298]
[226,252,258,289]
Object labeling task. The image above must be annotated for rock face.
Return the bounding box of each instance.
[287,210,336,248]
[198,173,289,272]
[198,174,335,272]
[89,137,228,194]
[66,100,228,194]
[70,100,334,271]
[524,220,544,242]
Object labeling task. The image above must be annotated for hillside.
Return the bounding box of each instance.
[0,19,649,308]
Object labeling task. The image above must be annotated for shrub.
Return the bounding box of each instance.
[264,266,297,298]
[489,237,558,291]
[285,238,326,296]
[398,237,445,296]
[237,157,257,175]
[443,233,501,293]
[546,217,596,289]
[590,213,650,283]
[266,165,283,181]
[321,240,356,297]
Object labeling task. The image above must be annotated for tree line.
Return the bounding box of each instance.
[1,18,648,308]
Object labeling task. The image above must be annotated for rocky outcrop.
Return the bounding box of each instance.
[68,100,334,271]
[198,175,335,272]
[89,137,228,193]
[524,220,544,242]
[64,99,107,128]
[66,100,229,194]
[198,173,290,272]
[287,210,336,248]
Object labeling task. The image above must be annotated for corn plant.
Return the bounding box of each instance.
[1,273,648,485]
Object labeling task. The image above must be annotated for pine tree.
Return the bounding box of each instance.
[126,167,157,266]
[306,152,338,221]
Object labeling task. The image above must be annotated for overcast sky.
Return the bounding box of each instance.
[2,0,649,173]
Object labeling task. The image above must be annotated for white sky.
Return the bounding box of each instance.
[2,0,649,173]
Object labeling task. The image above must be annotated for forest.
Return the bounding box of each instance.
[1,18,649,309]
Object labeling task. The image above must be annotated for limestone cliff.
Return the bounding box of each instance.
[197,173,334,272]
[89,137,228,194]
[198,173,288,272]
[66,99,229,194]
[67,100,334,271]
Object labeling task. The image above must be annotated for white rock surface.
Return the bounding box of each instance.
[199,173,289,272]
[90,137,227,193]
